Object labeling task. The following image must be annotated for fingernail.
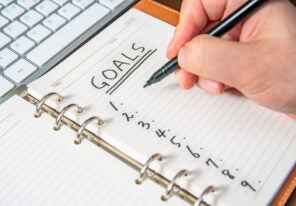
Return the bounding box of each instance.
[199,79,222,94]
[178,47,186,68]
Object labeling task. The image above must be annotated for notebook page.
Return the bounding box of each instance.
[28,9,296,206]
[0,96,187,206]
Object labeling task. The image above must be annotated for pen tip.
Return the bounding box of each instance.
[143,81,151,88]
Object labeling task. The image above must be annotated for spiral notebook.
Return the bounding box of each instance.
[2,0,296,205]
[0,95,191,206]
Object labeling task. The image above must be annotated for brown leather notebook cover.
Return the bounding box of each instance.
[271,166,296,206]
[133,0,296,205]
[134,0,179,26]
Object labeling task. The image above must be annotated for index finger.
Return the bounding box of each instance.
[167,0,207,58]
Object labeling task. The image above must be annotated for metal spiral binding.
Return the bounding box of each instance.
[161,169,189,201]
[34,92,63,118]
[53,104,83,131]
[135,153,163,185]
[194,186,215,206]
[74,116,104,144]
[26,92,216,206]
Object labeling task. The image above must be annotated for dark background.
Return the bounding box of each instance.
[155,0,296,10]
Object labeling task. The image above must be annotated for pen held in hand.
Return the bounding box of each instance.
[143,0,268,88]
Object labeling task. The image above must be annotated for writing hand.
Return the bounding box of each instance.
[167,0,296,118]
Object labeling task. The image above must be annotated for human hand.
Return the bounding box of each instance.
[167,0,296,118]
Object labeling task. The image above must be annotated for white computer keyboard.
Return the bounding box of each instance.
[0,0,137,102]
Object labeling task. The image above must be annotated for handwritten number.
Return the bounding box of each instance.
[241,181,256,192]
[206,158,219,168]
[122,113,134,122]
[186,146,200,158]
[222,169,235,179]
[109,101,258,190]
[155,129,167,138]
[170,136,181,148]
[109,101,118,111]
[137,121,150,130]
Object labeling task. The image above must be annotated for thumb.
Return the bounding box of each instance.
[178,34,260,88]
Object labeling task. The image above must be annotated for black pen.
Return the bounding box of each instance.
[143,0,268,88]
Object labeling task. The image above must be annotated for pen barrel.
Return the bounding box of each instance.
[161,58,179,76]
[207,0,268,37]
[146,0,268,87]
[148,58,179,84]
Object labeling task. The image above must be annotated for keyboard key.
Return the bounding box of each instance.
[0,15,9,28]
[17,0,40,10]
[27,24,51,43]
[35,0,59,16]
[0,33,11,49]
[0,48,18,68]
[1,3,25,20]
[10,36,35,55]
[72,0,94,9]
[52,0,68,6]
[0,0,14,6]
[4,59,37,83]
[43,13,66,31]
[99,0,125,10]
[27,3,110,67]
[3,21,28,39]
[0,76,15,97]
[20,10,43,27]
[58,3,81,20]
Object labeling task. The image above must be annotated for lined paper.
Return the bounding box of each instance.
[0,96,187,206]
[28,9,296,206]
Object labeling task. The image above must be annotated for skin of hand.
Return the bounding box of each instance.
[166,0,296,119]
